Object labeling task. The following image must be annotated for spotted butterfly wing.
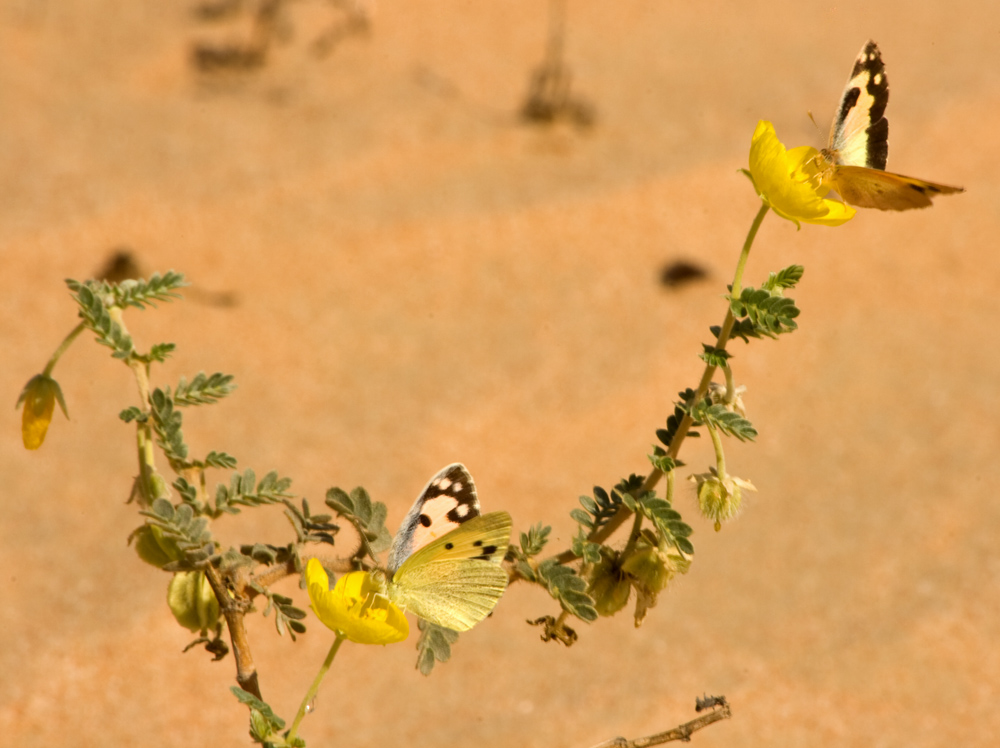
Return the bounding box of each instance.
[386,464,512,632]
[389,511,511,632]
[821,40,963,210]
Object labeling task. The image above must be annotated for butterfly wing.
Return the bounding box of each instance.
[823,40,964,210]
[826,40,889,169]
[387,463,481,573]
[388,511,512,632]
[832,166,965,211]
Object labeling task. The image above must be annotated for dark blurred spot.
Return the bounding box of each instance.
[521,63,595,129]
[659,260,709,289]
[95,247,142,283]
[192,0,244,21]
[94,246,239,308]
[191,43,267,73]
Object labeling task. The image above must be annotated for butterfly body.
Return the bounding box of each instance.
[820,40,963,210]
[385,464,511,632]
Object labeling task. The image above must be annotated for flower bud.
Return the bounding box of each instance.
[17,374,68,450]
[587,549,631,617]
[690,469,756,531]
[622,546,672,595]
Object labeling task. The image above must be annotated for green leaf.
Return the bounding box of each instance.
[416,619,460,676]
[147,343,176,363]
[205,451,238,469]
[212,469,296,515]
[729,287,800,339]
[762,264,804,291]
[324,485,390,551]
[230,687,286,737]
[633,494,694,556]
[519,523,551,558]
[536,560,598,622]
[571,532,602,564]
[139,497,216,569]
[150,388,189,465]
[693,402,758,442]
[283,499,340,546]
[119,406,145,423]
[647,448,680,474]
[67,280,135,359]
[656,389,702,450]
[110,271,187,310]
[260,588,309,641]
[173,372,236,406]
[573,486,622,533]
[713,317,760,343]
[698,345,731,369]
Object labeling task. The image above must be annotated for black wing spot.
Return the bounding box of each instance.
[837,87,861,125]
[473,540,483,547]
[447,506,471,523]
[418,514,432,527]
[444,542,454,550]
[472,545,498,560]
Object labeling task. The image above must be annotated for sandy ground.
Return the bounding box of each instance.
[2,1,999,746]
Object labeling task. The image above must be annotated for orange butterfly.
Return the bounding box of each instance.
[820,40,963,210]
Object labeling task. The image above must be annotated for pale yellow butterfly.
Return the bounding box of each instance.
[381,464,511,632]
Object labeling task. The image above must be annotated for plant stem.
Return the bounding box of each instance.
[556,202,770,559]
[287,634,345,743]
[42,322,86,377]
[707,423,726,481]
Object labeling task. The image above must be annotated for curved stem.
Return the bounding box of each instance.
[287,634,346,743]
[722,364,736,404]
[42,322,86,377]
[554,202,770,560]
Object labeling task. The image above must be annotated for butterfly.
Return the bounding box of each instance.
[819,40,964,210]
[382,463,512,632]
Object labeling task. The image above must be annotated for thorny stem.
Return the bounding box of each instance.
[287,634,346,743]
[588,702,732,748]
[203,563,262,699]
[552,202,769,563]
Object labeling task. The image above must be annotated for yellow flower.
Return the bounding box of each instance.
[305,559,408,645]
[746,120,855,227]
[16,374,69,450]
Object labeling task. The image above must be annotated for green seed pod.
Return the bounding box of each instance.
[587,550,632,617]
[167,570,221,633]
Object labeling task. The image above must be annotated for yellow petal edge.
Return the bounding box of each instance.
[306,558,408,645]
[748,120,855,227]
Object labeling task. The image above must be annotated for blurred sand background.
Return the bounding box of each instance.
[2,1,998,746]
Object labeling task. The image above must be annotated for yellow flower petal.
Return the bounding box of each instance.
[17,374,67,450]
[305,559,408,645]
[748,120,855,227]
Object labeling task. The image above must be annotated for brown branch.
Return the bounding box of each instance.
[203,563,261,699]
[587,703,732,748]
